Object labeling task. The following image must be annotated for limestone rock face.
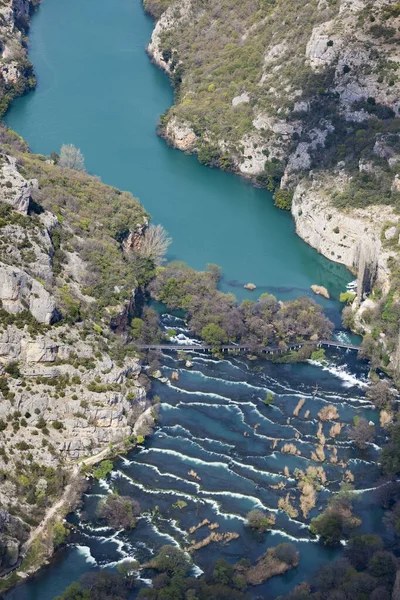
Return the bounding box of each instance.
[0,262,58,324]
[147,0,193,72]
[165,117,197,151]
[306,21,342,71]
[23,338,59,363]
[232,92,250,107]
[0,509,28,570]
[292,178,396,294]
[0,155,37,214]
[0,320,150,464]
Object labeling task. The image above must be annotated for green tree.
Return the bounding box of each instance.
[93,460,113,480]
[274,189,293,211]
[149,545,192,575]
[53,522,68,547]
[130,318,144,340]
[201,323,229,346]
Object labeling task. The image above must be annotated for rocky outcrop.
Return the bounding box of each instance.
[0,154,37,213]
[292,177,397,294]
[0,262,58,323]
[110,286,145,334]
[147,0,192,72]
[0,510,28,573]
[0,0,37,112]
[164,117,197,151]
[146,0,400,316]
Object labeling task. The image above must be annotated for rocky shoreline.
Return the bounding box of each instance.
[0,147,157,592]
[2,0,400,592]
[144,0,400,377]
[0,1,160,586]
[145,0,400,290]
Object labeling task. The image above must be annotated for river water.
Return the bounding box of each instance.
[3,0,382,598]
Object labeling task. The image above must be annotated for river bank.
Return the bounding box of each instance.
[143,0,400,379]
[4,322,383,600]
[0,0,395,597]
[4,0,353,311]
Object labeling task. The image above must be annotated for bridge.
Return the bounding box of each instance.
[138,340,360,353]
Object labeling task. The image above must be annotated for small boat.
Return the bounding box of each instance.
[346,279,357,290]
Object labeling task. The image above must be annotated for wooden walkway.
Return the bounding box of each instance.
[138,340,360,353]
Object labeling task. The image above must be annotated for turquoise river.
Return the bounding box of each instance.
[3,1,383,599]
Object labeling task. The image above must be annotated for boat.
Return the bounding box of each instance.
[346,280,358,290]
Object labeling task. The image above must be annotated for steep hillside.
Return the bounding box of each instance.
[145,0,400,379]
[0,0,38,114]
[0,0,159,576]
[0,126,160,586]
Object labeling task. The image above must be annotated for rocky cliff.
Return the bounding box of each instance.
[145,0,400,374]
[0,132,159,582]
[0,0,37,114]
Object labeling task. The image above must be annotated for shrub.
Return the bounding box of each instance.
[5,361,21,378]
[274,189,293,211]
[311,348,326,361]
[93,460,113,480]
[340,291,356,304]
[264,391,274,405]
[273,543,299,566]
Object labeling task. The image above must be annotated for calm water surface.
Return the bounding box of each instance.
[5,0,352,312]
[3,1,377,599]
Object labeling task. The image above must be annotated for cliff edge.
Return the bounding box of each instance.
[144,0,400,377]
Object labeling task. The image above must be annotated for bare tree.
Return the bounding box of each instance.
[138,224,171,265]
[366,380,397,410]
[349,417,375,449]
[246,509,275,532]
[97,494,140,529]
[59,144,86,171]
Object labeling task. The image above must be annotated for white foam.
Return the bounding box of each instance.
[191,564,204,577]
[308,360,367,389]
[76,545,97,565]
[98,479,113,493]
[145,519,180,547]
[169,333,202,346]
[200,489,277,513]
[269,530,315,543]
[113,469,195,502]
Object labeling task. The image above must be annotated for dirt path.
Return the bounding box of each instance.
[21,447,112,556]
